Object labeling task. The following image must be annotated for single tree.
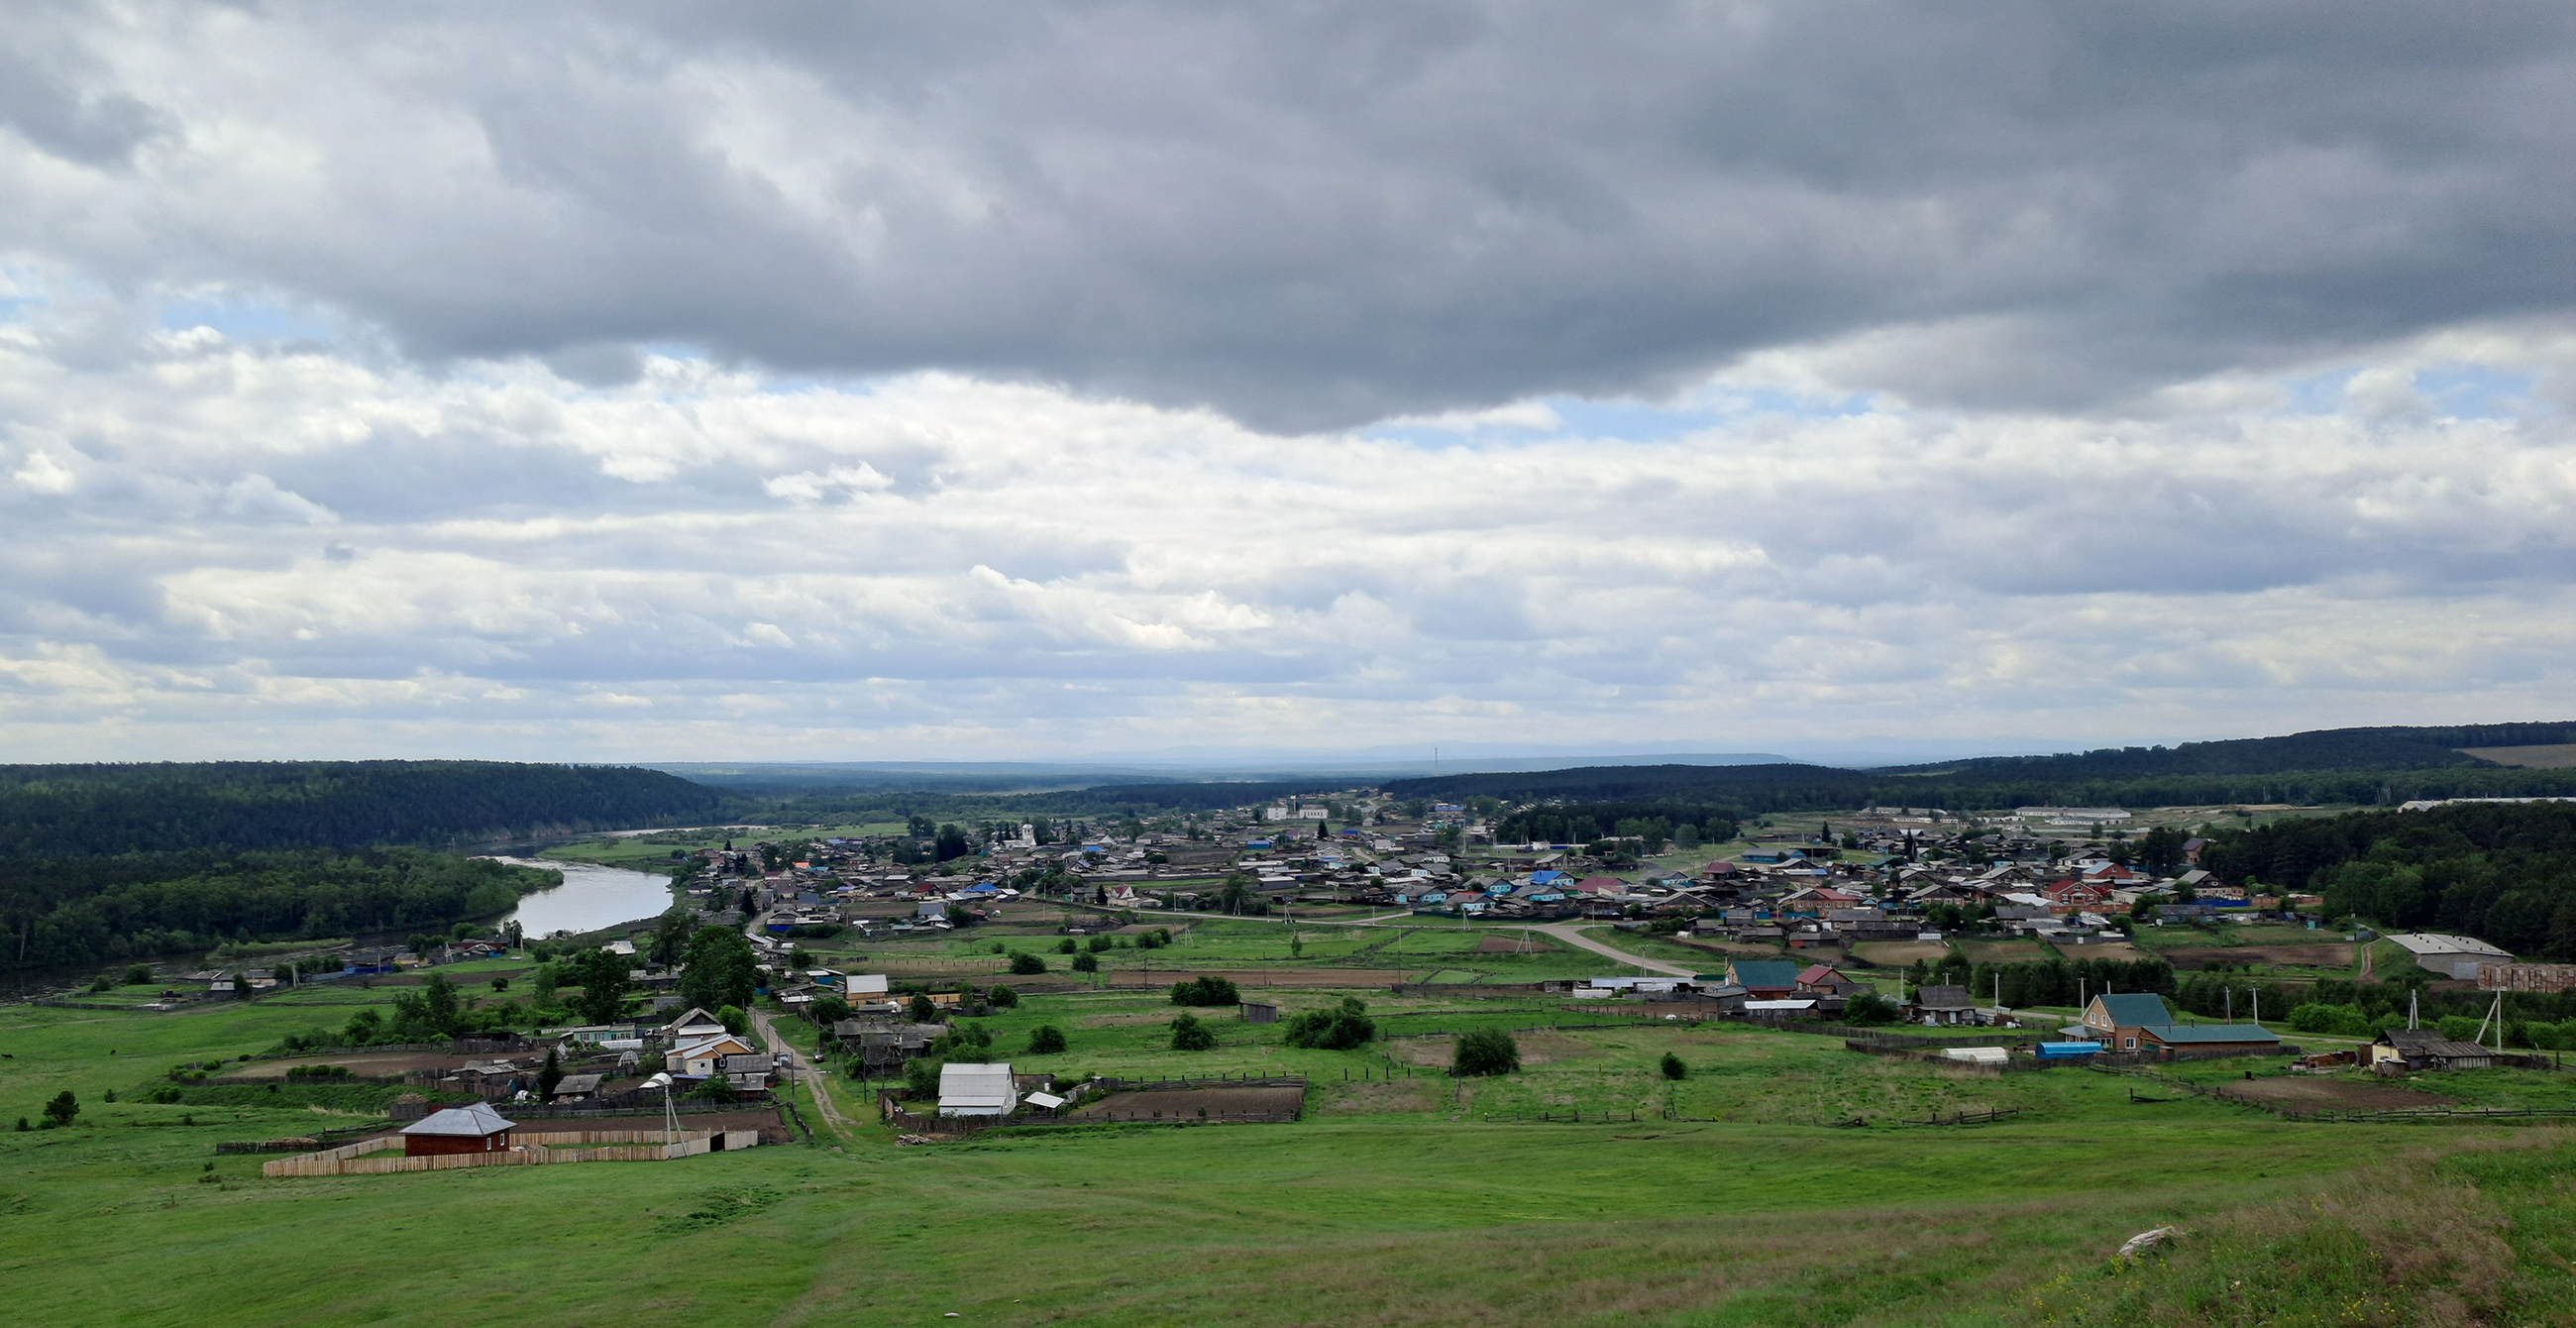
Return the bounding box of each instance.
[1008,952,1046,975]
[537,1047,564,1101]
[1452,1029,1519,1077]
[1027,1024,1067,1054]
[41,1091,78,1128]
[909,992,939,1023]
[987,984,1020,1009]
[1071,952,1099,974]
[678,925,758,1013]
[1169,1012,1217,1051]
[1660,1052,1687,1080]
[1281,997,1374,1050]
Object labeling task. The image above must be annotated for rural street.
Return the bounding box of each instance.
[749,1004,850,1133]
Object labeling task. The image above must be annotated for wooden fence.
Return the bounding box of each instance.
[263,1129,722,1177]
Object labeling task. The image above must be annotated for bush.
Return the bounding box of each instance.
[1170,975,1240,1007]
[716,1005,748,1036]
[40,1091,78,1128]
[1057,938,1078,953]
[692,1074,736,1103]
[1028,1024,1067,1054]
[1452,1029,1519,1077]
[124,963,153,985]
[87,975,112,993]
[2288,1003,2375,1038]
[1088,935,1114,953]
[1071,952,1099,973]
[1845,991,1901,1026]
[910,993,939,1022]
[1660,1052,1687,1080]
[1170,1012,1217,1051]
[1281,997,1375,1050]
[903,1056,942,1099]
[1008,952,1046,975]
[987,984,1020,1009]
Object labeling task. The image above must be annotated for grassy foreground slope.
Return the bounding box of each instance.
[7,993,2576,1327]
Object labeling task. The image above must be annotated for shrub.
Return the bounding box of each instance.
[1170,1012,1217,1051]
[124,963,153,985]
[1281,997,1375,1050]
[1452,1029,1519,1077]
[1028,1024,1067,1054]
[489,976,509,992]
[87,975,112,993]
[1071,953,1099,973]
[1008,952,1046,975]
[1845,991,1901,1026]
[904,1056,942,1099]
[1057,938,1078,953]
[1660,1052,1687,1080]
[716,1005,748,1036]
[987,984,1020,1009]
[1088,936,1113,953]
[693,1074,736,1103]
[910,993,939,1022]
[1170,975,1240,1007]
[41,1091,78,1128]
[809,995,853,1026]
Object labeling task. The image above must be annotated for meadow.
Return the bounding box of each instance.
[11,967,2576,1326]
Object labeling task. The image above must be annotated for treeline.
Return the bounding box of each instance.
[1384,759,2576,820]
[2200,802,2576,958]
[0,848,559,972]
[0,761,723,856]
[1490,801,1739,848]
[725,779,1353,827]
[1879,721,2576,781]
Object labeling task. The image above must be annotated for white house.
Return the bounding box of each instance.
[936,1062,1020,1117]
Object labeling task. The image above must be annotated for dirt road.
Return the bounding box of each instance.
[1533,923,1698,976]
[749,1006,850,1134]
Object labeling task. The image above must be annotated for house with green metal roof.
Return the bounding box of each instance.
[2137,1023,2281,1054]
[2080,992,2177,1051]
[1725,959,1801,996]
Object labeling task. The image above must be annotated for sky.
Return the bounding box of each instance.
[2,2,2575,764]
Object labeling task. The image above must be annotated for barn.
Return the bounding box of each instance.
[397,1102,516,1158]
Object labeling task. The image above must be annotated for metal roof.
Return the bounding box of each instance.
[399,1102,515,1137]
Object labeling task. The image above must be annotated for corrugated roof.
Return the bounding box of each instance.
[399,1102,515,1137]
[2142,1023,2279,1044]
[2092,993,2174,1028]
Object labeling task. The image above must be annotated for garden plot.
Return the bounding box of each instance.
[1065,1084,1305,1121]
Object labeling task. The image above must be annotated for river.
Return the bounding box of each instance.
[482,857,678,939]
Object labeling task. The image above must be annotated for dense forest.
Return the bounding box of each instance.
[1,848,559,972]
[0,761,713,976]
[1384,735,2576,818]
[2200,802,2576,958]
[0,760,722,856]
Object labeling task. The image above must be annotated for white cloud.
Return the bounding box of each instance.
[0,303,2566,758]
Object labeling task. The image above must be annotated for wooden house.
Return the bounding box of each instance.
[398,1102,515,1158]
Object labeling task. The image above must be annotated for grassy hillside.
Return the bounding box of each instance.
[7,975,2576,1326]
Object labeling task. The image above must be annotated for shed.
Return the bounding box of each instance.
[937,1062,1020,1117]
[550,1072,603,1101]
[398,1102,515,1158]
[2370,1029,2496,1072]
[2135,1023,2281,1058]
[1239,1001,1279,1024]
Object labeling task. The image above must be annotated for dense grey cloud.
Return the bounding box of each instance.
[2,3,2573,426]
[1,4,2574,760]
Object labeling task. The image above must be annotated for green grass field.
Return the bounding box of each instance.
[10,971,2576,1326]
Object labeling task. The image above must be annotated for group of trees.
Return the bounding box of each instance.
[0,849,559,973]
[2203,802,2576,956]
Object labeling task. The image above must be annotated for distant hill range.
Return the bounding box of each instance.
[1380,722,2576,815]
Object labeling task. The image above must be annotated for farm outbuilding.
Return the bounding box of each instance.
[2370,1029,2496,1072]
[1239,1001,1279,1024]
[398,1102,515,1158]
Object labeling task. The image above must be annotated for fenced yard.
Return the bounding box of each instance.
[261,1128,753,1177]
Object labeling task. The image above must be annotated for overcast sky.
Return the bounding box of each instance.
[3,1,2574,763]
